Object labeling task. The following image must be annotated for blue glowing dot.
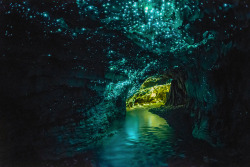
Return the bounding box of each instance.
[43,12,49,17]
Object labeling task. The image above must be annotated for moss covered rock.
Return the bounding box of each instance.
[126,76,171,107]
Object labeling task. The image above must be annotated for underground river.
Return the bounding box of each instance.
[94,105,185,167]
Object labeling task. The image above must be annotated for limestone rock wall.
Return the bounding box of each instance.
[0,2,131,161]
[158,0,250,147]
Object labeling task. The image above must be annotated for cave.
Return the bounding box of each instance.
[0,0,250,167]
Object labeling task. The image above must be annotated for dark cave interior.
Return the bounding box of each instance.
[0,0,250,167]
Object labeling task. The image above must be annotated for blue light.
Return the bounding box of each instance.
[43,12,48,17]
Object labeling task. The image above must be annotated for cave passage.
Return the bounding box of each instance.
[92,76,188,166]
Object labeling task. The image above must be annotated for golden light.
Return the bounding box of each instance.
[150,92,156,97]
[126,76,171,108]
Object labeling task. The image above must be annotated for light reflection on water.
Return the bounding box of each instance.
[96,106,182,167]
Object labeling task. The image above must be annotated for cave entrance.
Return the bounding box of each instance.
[126,76,172,108]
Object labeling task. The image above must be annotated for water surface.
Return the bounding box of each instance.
[95,105,184,167]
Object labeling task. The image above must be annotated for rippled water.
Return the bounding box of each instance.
[95,106,184,167]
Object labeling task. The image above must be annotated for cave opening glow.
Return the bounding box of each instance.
[126,75,172,108]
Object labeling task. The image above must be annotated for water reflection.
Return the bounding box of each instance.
[96,106,182,167]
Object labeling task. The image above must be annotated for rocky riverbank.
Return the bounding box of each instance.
[149,105,250,167]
